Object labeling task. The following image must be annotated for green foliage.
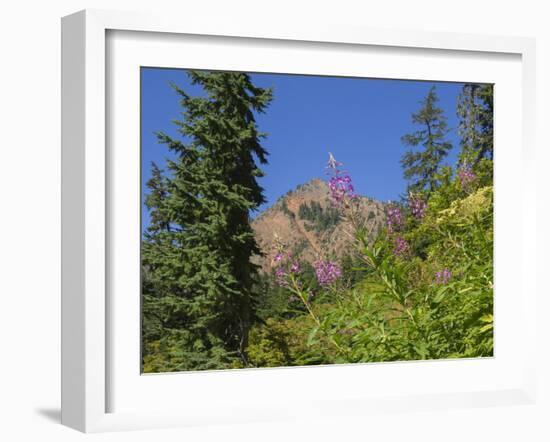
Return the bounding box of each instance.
[280,199,295,219]
[457,84,494,163]
[253,272,295,320]
[253,261,318,321]
[247,318,318,367]
[400,86,453,192]
[142,329,239,373]
[292,239,309,257]
[142,71,273,372]
[250,182,493,366]
[298,201,340,232]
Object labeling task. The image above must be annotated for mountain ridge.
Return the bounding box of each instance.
[251,178,386,272]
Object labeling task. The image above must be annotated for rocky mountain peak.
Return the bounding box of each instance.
[251,178,386,272]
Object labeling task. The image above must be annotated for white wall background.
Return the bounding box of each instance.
[0,1,548,440]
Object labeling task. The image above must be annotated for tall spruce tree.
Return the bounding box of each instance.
[457,84,493,163]
[142,71,273,371]
[400,86,453,192]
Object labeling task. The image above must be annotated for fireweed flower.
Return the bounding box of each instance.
[458,163,476,190]
[325,153,356,208]
[386,205,403,232]
[393,236,409,257]
[328,174,356,207]
[314,260,342,286]
[275,267,288,287]
[435,268,452,284]
[290,261,301,274]
[273,250,302,287]
[409,195,427,219]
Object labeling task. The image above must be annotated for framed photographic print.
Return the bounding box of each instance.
[139,68,493,374]
[61,9,538,433]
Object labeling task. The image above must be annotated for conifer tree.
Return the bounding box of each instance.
[141,162,171,351]
[142,71,273,371]
[144,162,171,234]
[457,84,493,163]
[400,86,453,192]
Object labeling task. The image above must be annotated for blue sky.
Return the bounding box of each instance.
[141,68,465,228]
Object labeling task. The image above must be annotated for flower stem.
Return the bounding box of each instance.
[288,275,348,356]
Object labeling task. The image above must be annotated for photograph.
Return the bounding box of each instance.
[0,0,544,438]
[140,68,494,373]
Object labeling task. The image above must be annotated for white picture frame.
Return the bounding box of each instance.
[61,9,538,433]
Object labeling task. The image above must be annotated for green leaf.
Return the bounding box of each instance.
[307,326,320,346]
[479,323,493,333]
[433,287,447,303]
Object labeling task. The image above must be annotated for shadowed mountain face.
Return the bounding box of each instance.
[251,178,387,272]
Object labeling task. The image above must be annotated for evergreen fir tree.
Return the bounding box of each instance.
[457,84,493,163]
[142,70,273,371]
[400,86,453,192]
[144,162,171,233]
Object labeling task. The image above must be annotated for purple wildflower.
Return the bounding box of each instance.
[328,174,356,207]
[409,195,427,219]
[290,261,301,274]
[273,250,302,286]
[275,267,288,287]
[458,163,476,190]
[435,268,452,285]
[386,205,403,232]
[393,236,409,257]
[314,260,342,286]
[325,153,356,208]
